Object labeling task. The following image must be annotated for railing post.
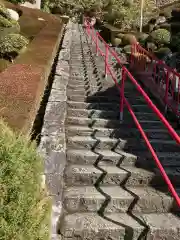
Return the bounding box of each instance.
[120,67,126,122]
[91,26,94,43]
[105,44,109,78]
[164,71,170,114]
[130,43,134,68]
[95,32,98,56]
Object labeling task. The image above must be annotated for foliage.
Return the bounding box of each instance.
[150,29,170,45]
[0,120,50,240]
[48,0,157,29]
[7,0,35,4]
[155,47,171,59]
[0,33,29,56]
[0,15,14,27]
[0,4,11,20]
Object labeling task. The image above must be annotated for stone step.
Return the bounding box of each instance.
[63,185,179,213]
[65,164,180,187]
[67,117,163,129]
[59,212,180,240]
[67,94,150,103]
[66,125,172,140]
[60,212,144,239]
[67,136,179,152]
[66,149,180,168]
[67,109,157,121]
[67,99,147,109]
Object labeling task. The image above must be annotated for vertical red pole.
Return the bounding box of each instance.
[105,44,109,78]
[96,33,98,56]
[176,77,180,115]
[164,70,170,114]
[91,26,93,42]
[120,67,126,122]
[130,44,134,68]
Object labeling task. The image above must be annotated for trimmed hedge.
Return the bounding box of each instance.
[0,33,29,56]
[0,2,64,133]
[0,120,50,240]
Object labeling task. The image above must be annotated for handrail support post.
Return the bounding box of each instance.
[96,33,98,56]
[164,71,170,115]
[120,67,126,122]
[105,44,109,78]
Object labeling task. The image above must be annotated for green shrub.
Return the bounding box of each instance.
[137,33,149,42]
[123,0,133,7]
[0,4,11,20]
[0,16,14,28]
[0,120,50,240]
[0,20,20,40]
[150,28,170,45]
[0,33,29,56]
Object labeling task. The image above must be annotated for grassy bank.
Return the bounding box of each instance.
[0,120,50,240]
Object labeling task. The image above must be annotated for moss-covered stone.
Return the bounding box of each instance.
[0,33,29,57]
[123,45,131,54]
[142,23,155,33]
[159,23,171,31]
[150,29,170,45]
[122,34,137,45]
[155,47,172,59]
[137,33,149,42]
[116,33,124,39]
[146,42,157,51]
[112,37,122,46]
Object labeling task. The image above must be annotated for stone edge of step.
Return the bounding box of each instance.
[38,22,73,240]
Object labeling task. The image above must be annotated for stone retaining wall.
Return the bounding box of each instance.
[39,21,72,240]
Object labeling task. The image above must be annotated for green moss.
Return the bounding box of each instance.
[0,33,29,56]
[150,29,170,45]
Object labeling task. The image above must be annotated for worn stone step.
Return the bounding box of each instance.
[67,94,152,103]
[67,109,157,121]
[66,125,172,140]
[60,212,144,239]
[65,164,180,187]
[67,100,147,110]
[67,136,179,152]
[66,149,180,168]
[60,212,180,240]
[63,186,179,213]
[67,117,163,129]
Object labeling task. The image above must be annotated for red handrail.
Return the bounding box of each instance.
[131,42,180,117]
[85,21,180,207]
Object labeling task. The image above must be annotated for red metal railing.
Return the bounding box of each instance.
[84,21,180,207]
[131,43,180,117]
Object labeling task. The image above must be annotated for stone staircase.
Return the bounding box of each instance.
[59,24,180,239]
